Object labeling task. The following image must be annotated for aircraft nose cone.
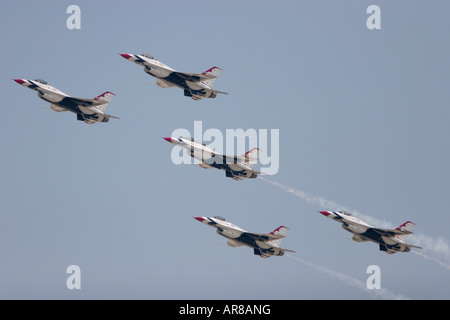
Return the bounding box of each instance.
[163,137,173,143]
[319,211,331,217]
[120,53,132,59]
[194,217,205,223]
[13,79,25,85]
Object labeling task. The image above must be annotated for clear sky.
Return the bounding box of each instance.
[1,0,449,300]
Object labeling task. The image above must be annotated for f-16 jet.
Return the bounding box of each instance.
[319,210,422,254]
[119,53,228,100]
[194,216,295,258]
[163,136,263,181]
[13,79,118,124]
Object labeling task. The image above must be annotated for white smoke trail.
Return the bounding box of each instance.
[259,177,450,269]
[258,177,393,228]
[286,254,410,300]
[409,233,450,260]
[412,250,450,271]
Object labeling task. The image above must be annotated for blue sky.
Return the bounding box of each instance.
[1,1,449,299]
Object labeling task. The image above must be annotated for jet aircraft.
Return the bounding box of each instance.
[120,53,227,100]
[194,216,295,258]
[163,136,263,181]
[13,78,118,124]
[319,210,422,254]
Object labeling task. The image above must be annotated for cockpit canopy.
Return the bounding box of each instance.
[337,210,352,216]
[213,216,227,221]
[141,53,155,60]
[34,79,48,84]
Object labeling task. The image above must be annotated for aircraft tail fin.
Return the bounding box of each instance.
[395,221,416,241]
[268,226,289,247]
[93,91,115,113]
[200,67,222,88]
[242,148,262,168]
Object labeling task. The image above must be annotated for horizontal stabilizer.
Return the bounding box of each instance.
[210,89,228,95]
[105,114,120,120]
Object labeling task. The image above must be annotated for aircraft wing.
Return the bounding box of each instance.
[197,151,258,168]
[173,71,217,83]
[213,154,246,164]
[214,223,285,242]
[66,96,107,107]
[371,227,413,237]
[184,148,245,165]
[244,232,285,242]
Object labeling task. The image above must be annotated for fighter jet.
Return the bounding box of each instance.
[13,78,118,124]
[194,216,295,258]
[319,210,422,254]
[119,53,228,100]
[163,136,263,181]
